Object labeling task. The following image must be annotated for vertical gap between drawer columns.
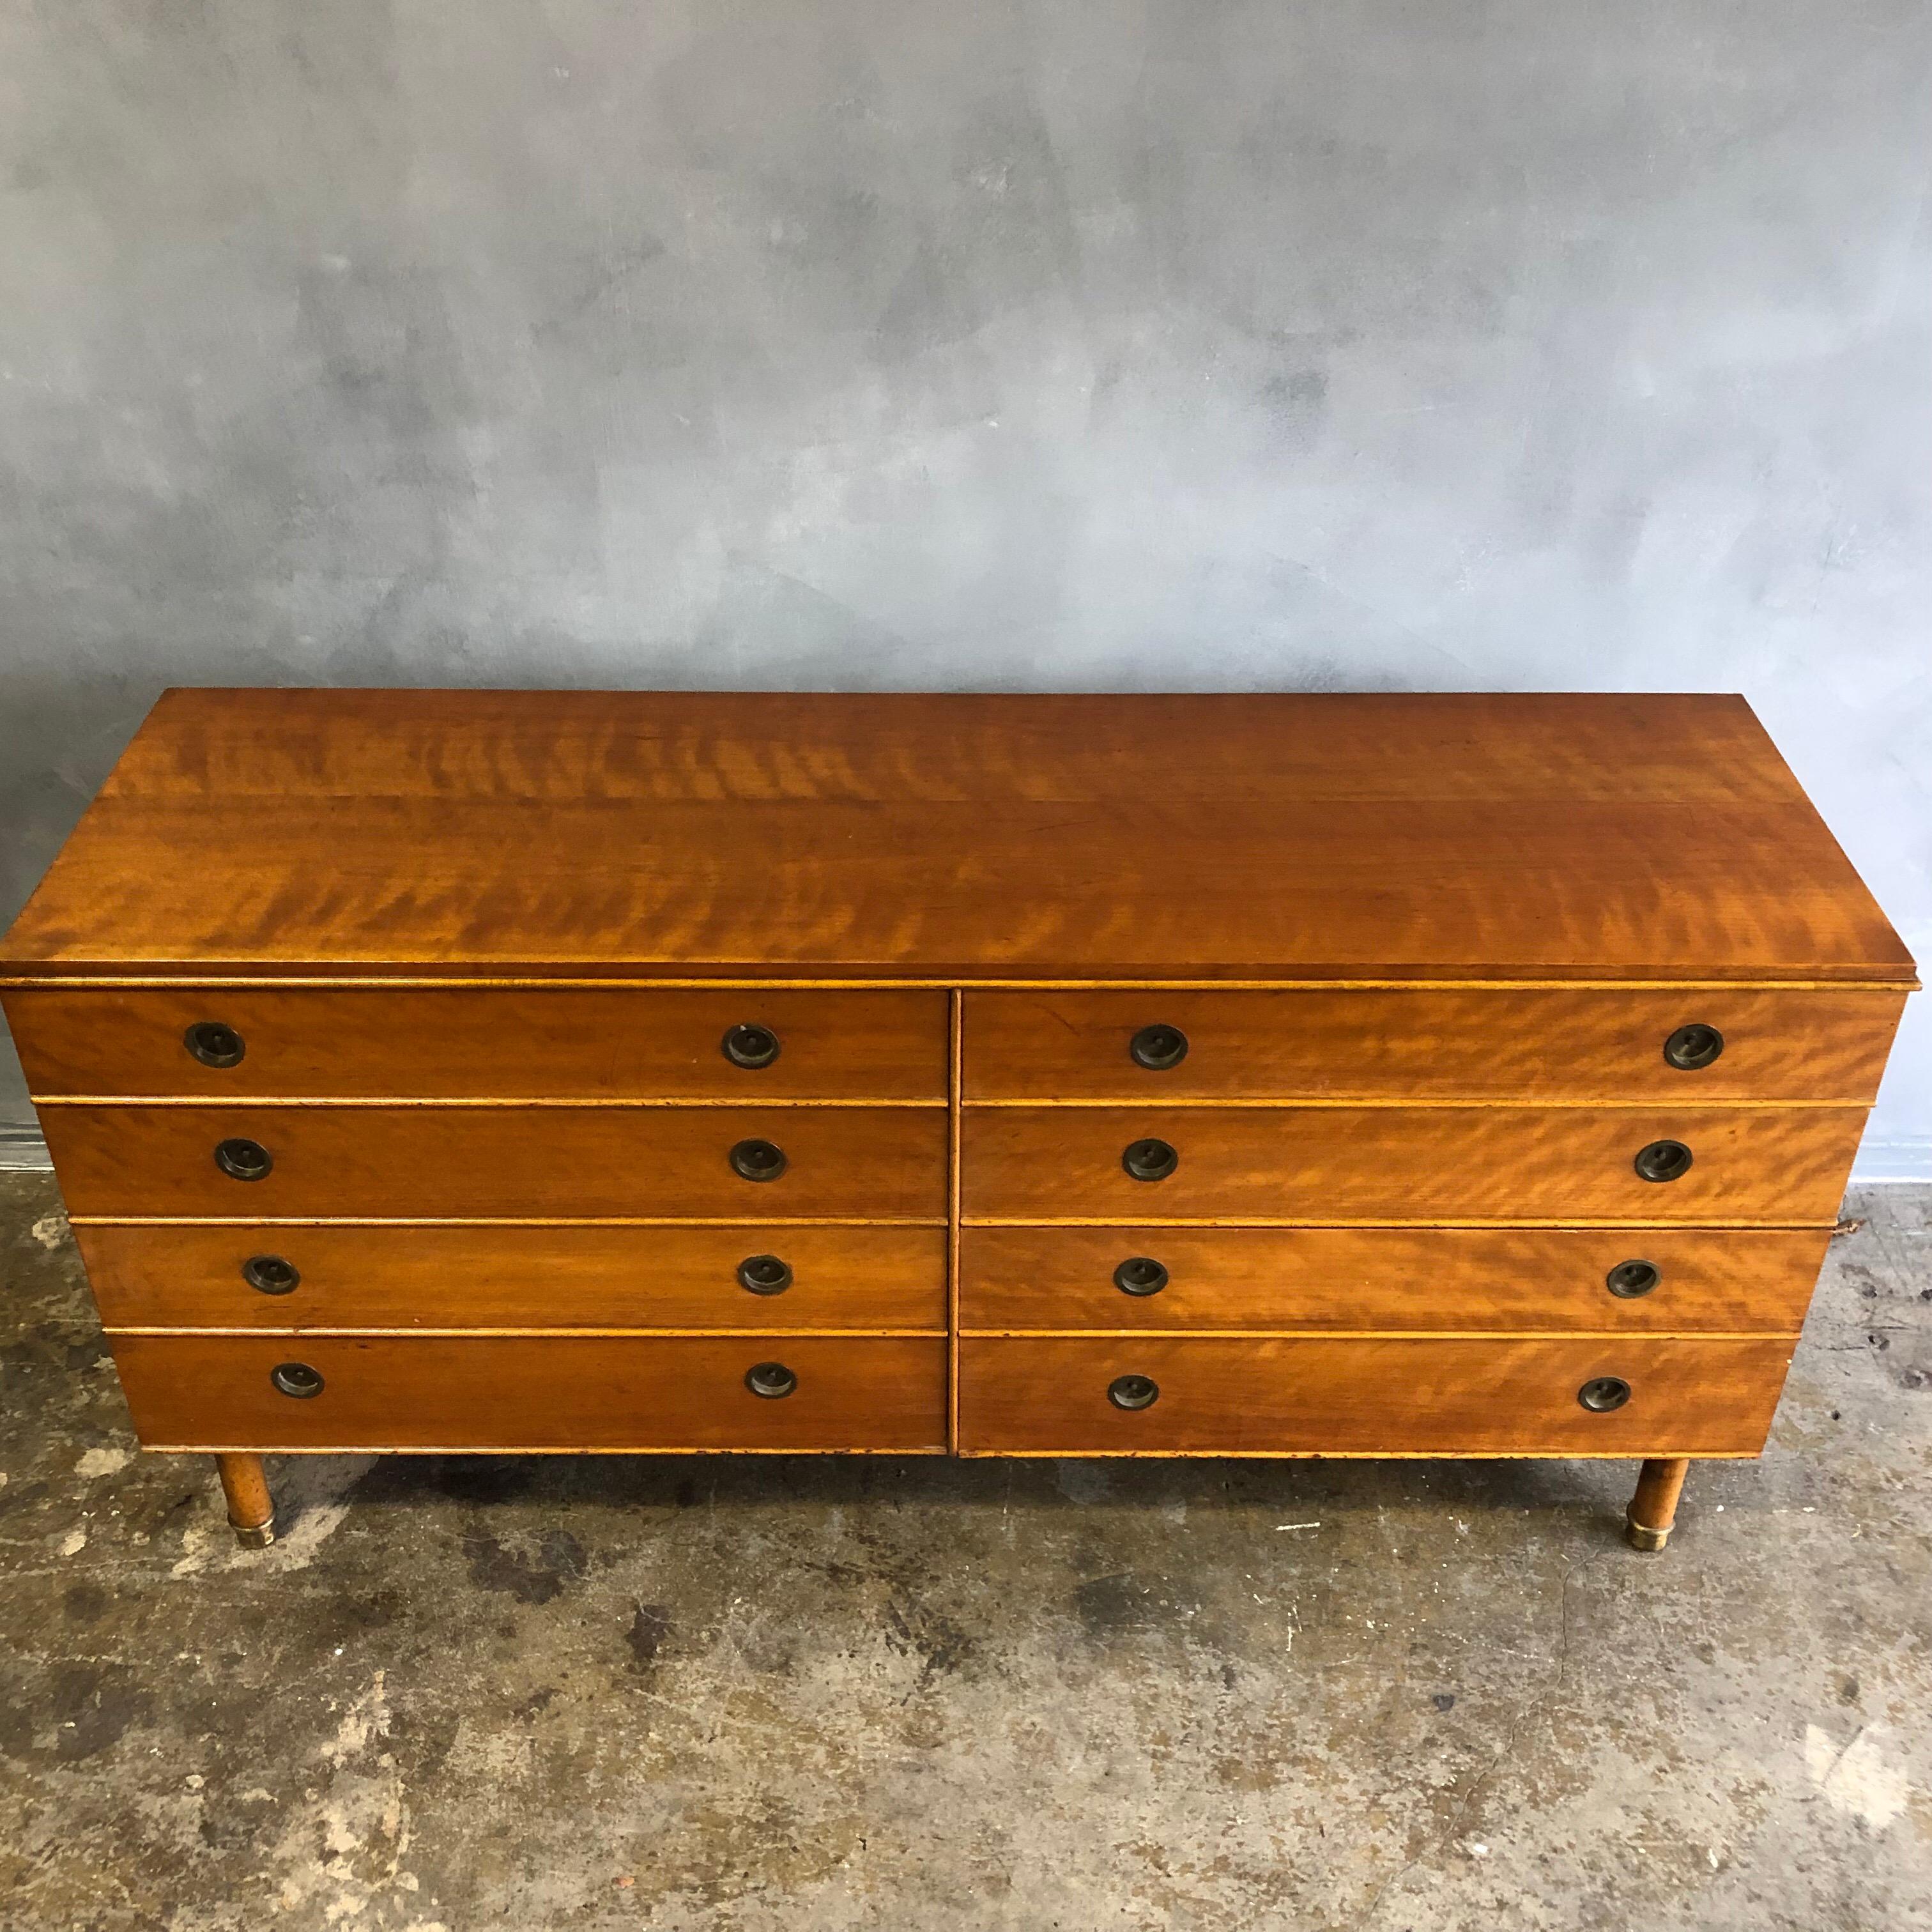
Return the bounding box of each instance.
[948,988,963,1453]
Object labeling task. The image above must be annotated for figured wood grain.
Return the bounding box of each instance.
[961,1107,1866,1224]
[958,1226,1828,1333]
[7,987,947,1100]
[44,1105,947,1220]
[111,1334,947,1451]
[77,1224,945,1331]
[6,689,1916,1476]
[956,1335,1793,1455]
[962,989,1906,1103]
[0,690,1912,983]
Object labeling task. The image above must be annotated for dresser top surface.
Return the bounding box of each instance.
[0,688,1913,985]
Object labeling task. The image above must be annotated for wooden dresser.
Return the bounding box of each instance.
[1,690,1913,1552]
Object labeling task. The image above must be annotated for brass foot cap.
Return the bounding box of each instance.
[230,1520,276,1550]
[1624,1510,1671,1552]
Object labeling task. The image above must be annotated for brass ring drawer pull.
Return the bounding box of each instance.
[1130,1023,1189,1071]
[1114,1257,1169,1296]
[214,1137,272,1181]
[730,1138,787,1182]
[1108,1374,1160,1411]
[243,1254,300,1295]
[183,1021,245,1068]
[745,1361,797,1399]
[1122,1137,1179,1182]
[1633,1139,1692,1183]
[1606,1259,1659,1298]
[271,1361,324,1399]
[737,1254,793,1295]
[1663,1023,1724,1070]
[721,1023,781,1070]
[1578,1376,1631,1413]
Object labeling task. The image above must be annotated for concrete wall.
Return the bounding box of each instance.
[2,1,1928,1173]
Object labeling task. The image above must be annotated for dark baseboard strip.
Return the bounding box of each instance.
[0,1124,50,1170]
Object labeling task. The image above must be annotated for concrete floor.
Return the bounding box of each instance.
[2,1174,1928,1932]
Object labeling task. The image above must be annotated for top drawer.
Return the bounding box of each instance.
[963,989,1904,1103]
[4,987,949,1101]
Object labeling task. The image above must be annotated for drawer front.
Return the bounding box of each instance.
[110,1334,947,1451]
[962,1106,1864,1223]
[958,1336,1793,1455]
[79,1225,946,1331]
[45,1106,947,1220]
[960,1227,1827,1333]
[4,987,949,1100]
[963,989,1905,1102]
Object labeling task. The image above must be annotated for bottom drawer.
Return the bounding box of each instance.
[958,1336,1793,1456]
[111,1335,947,1452]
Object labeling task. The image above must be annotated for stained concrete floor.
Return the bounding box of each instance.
[2,1173,1929,1932]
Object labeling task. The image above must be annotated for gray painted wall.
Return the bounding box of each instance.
[2,1,1928,1173]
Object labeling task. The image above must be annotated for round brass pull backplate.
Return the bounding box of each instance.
[1606,1259,1660,1298]
[737,1254,793,1295]
[1633,1139,1692,1183]
[745,1361,797,1399]
[1114,1257,1170,1296]
[1130,1024,1189,1071]
[1122,1137,1179,1182]
[730,1138,787,1182]
[184,1022,245,1068]
[1578,1376,1632,1413]
[722,1023,781,1070]
[1663,1023,1724,1071]
[214,1137,272,1181]
[243,1254,300,1295]
[271,1361,325,1399]
[1108,1374,1160,1411]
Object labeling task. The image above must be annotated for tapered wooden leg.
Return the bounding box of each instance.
[1625,1457,1690,1551]
[217,1453,276,1549]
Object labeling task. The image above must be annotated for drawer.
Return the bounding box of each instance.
[963,989,1905,1102]
[4,987,948,1100]
[956,1336,1793,1455]
[960,1227,1827,1333]
[78,1225,946,1331]
[961,1106,1865,1223]
[44,1105,947,1220]
[109,1334,947,1451]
